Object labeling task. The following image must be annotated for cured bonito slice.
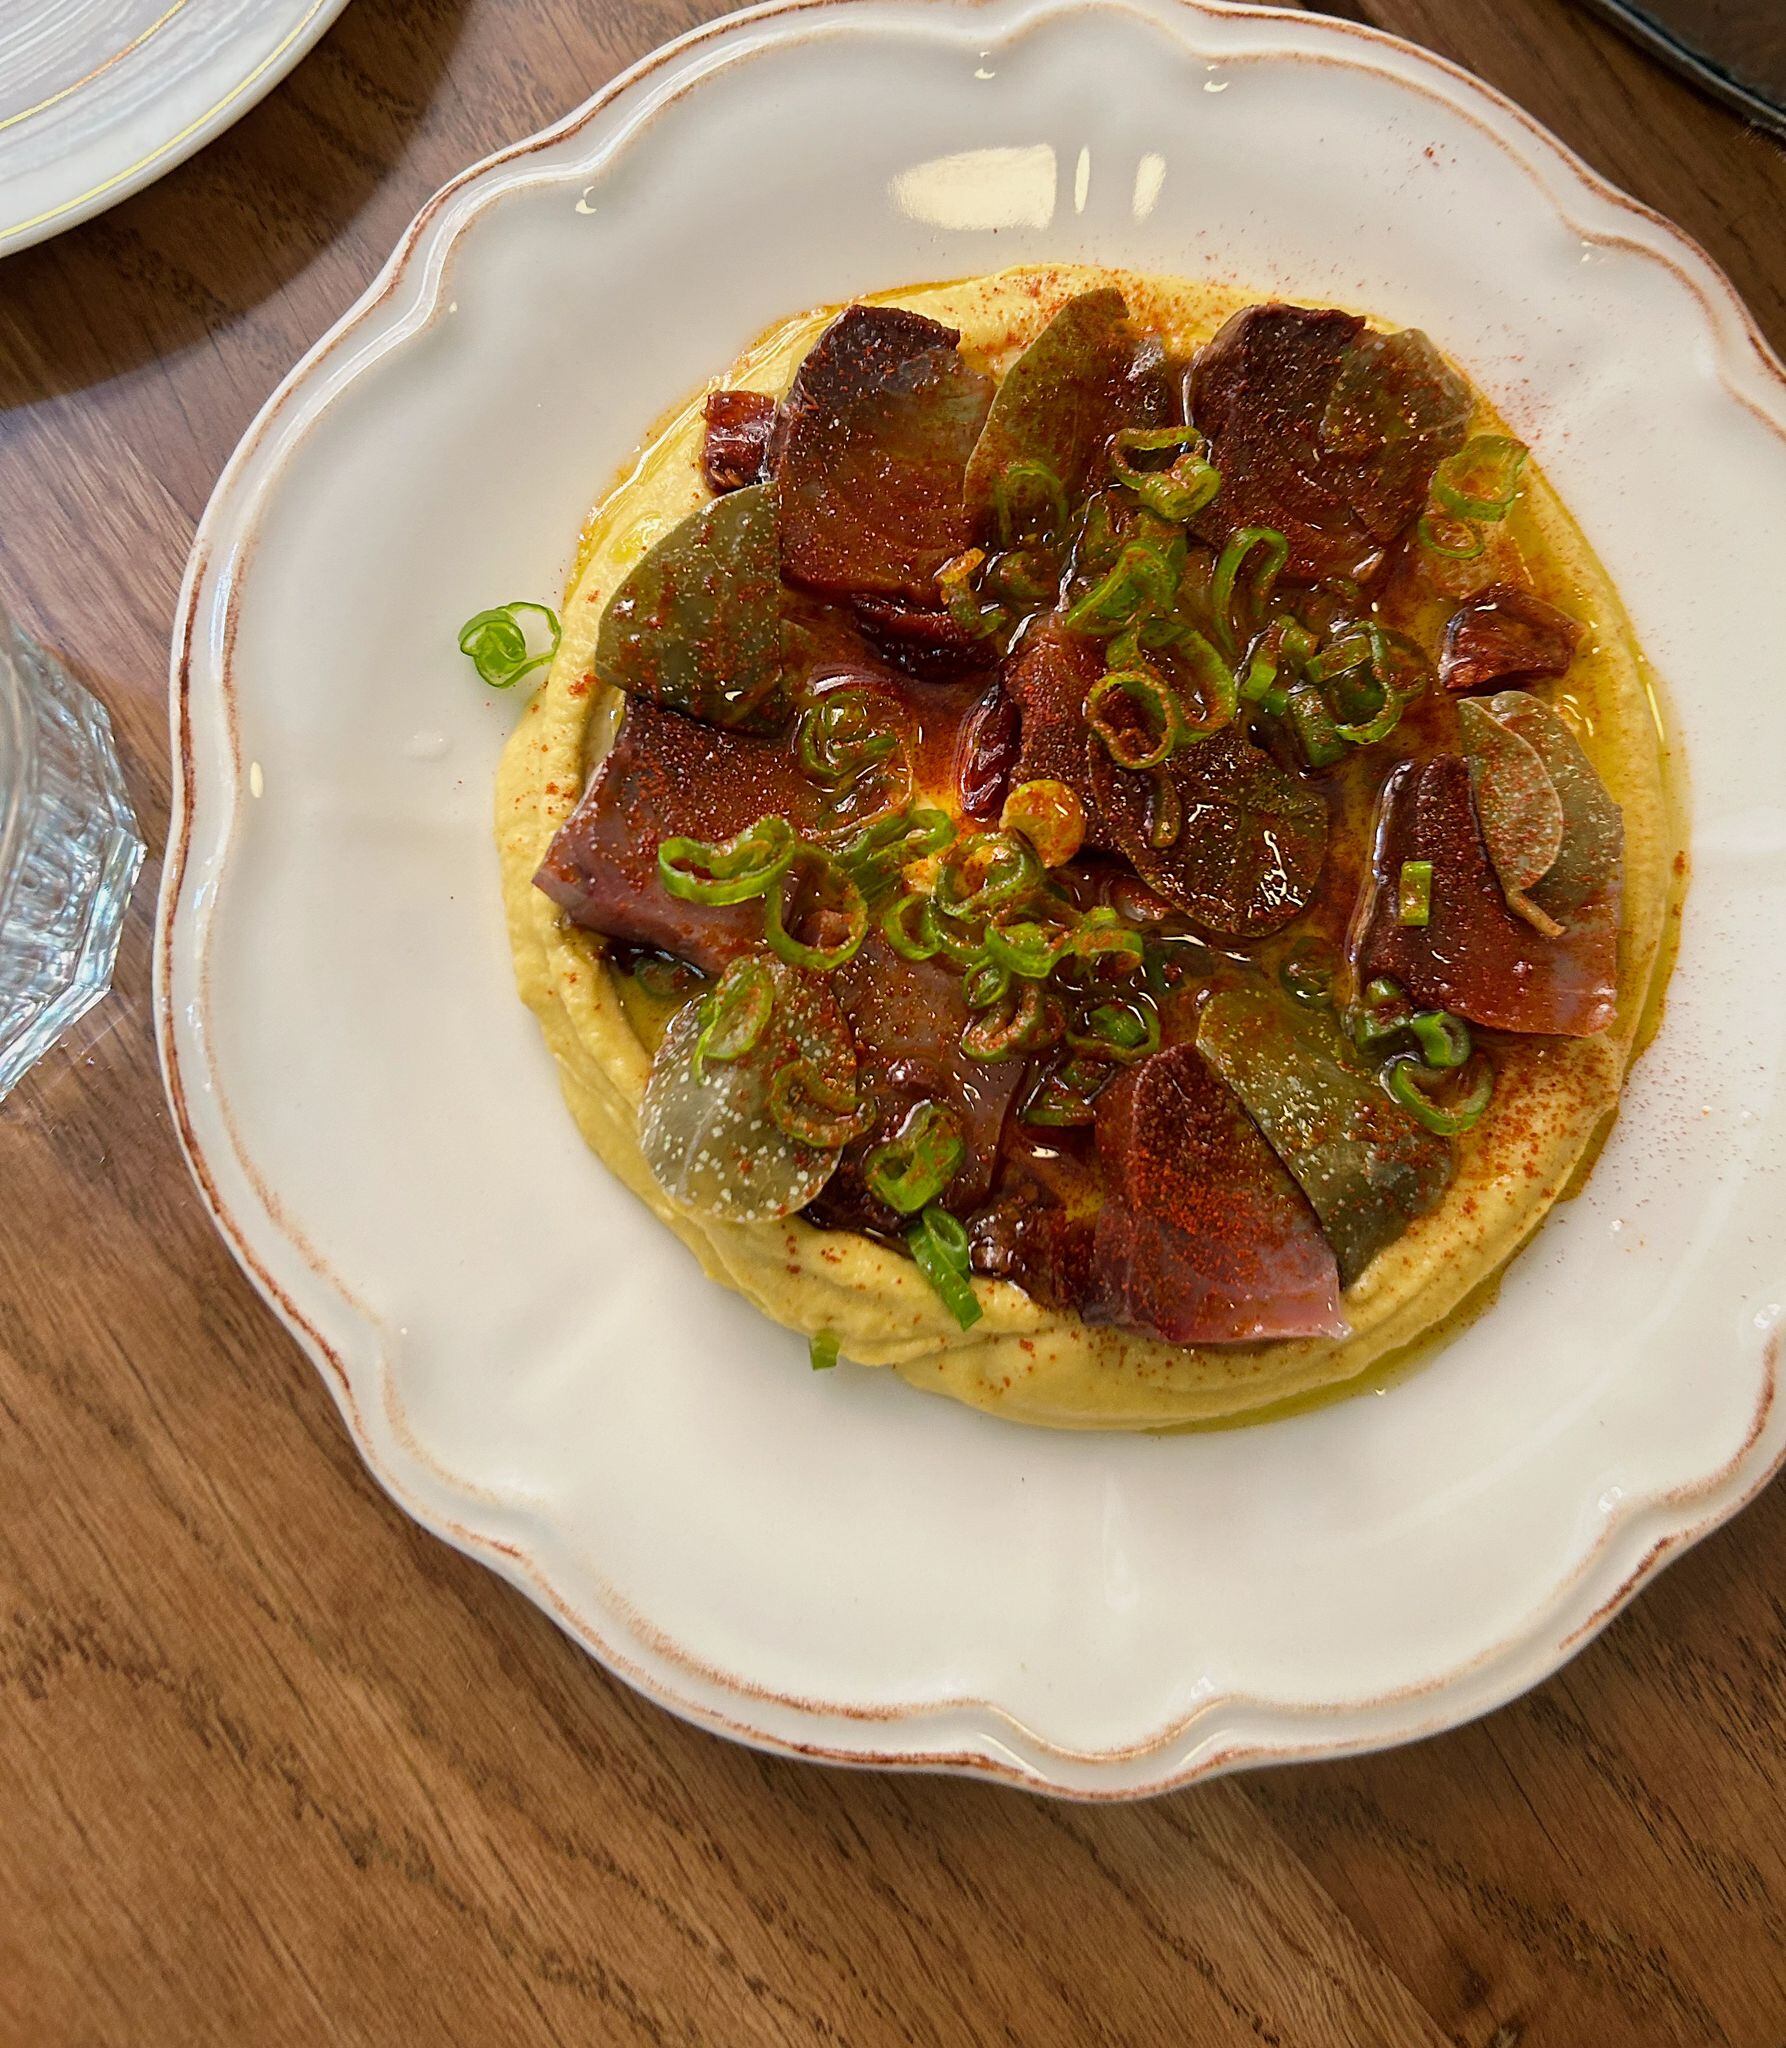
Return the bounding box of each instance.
[534,700,829,972]
[1190,304,1468,583]
[1085,1045,1345,1344]
[773,305,992,604]
[1196,983,1451,1285]
[1350,754,1617,1036]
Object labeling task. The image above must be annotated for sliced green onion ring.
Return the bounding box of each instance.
[1336,695,1409,748]
[1068,905,1146,973]
[1067,996,1160,1063]
[907,1203,982,1330]
[1174,630,1240,735]
[1286,682,1345,770]
[1417,512,1487,561]
[796,689,900,784]
[961,979,1055,1061]
[1316,623,1428,747]
[1431,434,1529,522]
[921,900,990,969]
[1210,527,1289,658]
[1409,1009,1471,1070]
[882,892,941,962]
[832,803,953,902]
[658,816,797,905]
[1384,1054,1494,1136]
[1350,975,1412,1053]
[1110,423,1206,466]
[1238,636,1286,710]
[1021,1054,1115,1127]
[809,1330,841,1371]
[1397,859,1434,928]
[962,958,1012,1010]
[933,830,1045,922]
[1142,933,1211,1000]
[896,807,957,862]
[864,1102,966,1215]
[984,914,1075,981]
[763,847,869,969]
[1086,666,1184,770]
[1110,426,1223,523]
[1305,630,1372,690]
[994,459,1070,549]
[768,1057,868,1147]
[691,955,775,1079]
[1062,541,1180,635]
[457,601,561,689]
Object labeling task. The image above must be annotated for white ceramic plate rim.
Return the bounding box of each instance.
[157,0,1786,1798]
[0,0,353,261]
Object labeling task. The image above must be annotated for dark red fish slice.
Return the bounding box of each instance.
[1084,1045,1345,1345]
[1190,304,1467,584]
[533,698,833,973]
[1090,724,1328,939]
[1350,755,1618,1036]
[1189,303,1368,582]
[772,305,992,604]
[1440,581,1583,695]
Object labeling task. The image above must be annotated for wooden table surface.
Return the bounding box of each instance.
[3,2,1784,2041]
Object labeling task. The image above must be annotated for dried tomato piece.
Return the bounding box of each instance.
[1440,582,1582,694]
[701,389,776,494]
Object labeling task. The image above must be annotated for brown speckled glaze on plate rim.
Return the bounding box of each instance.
[156,0,1786,1798]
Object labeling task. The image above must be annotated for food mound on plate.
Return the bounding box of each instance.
[495,266,1674,1428]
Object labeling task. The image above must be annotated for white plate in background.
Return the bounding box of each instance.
[0,0,352,260]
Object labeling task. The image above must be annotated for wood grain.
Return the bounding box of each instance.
[2,2,1784,2041]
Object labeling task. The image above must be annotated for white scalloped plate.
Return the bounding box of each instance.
[158,0,1786,1797]
[0,0,352,261]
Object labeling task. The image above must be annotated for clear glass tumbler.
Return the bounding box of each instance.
[0,615,144,1100]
